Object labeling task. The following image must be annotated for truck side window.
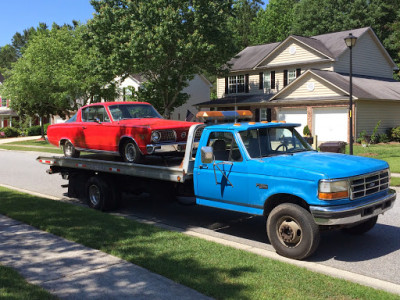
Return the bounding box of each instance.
[206,132,242,162]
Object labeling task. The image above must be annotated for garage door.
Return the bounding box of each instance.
[313,107,348,142]
[278,108,307,135]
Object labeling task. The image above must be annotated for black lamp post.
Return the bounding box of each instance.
[344,33,357,155]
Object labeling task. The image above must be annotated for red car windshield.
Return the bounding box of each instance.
[108,104,163,121]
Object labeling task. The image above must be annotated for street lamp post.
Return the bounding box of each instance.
[344,33,357,155]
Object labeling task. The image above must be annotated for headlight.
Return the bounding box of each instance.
[319,179,349,200]
[151,131,161,143]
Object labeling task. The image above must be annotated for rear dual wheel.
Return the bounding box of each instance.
[86,176,120,211]
[267,203,320,260]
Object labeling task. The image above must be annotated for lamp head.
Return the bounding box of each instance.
[344,33,358,48]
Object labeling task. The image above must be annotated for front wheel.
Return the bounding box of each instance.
[267,203,320,260]
[63,140,80,158]
[121,141,143,163]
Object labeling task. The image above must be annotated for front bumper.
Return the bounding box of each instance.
[310,189,396,226]
[145,142,187,154]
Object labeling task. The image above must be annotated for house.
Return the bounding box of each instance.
[0,73,18,128]
[114,74,212,121]
[197,27,400,142]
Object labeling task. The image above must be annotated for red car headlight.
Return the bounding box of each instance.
[151,131,161,143]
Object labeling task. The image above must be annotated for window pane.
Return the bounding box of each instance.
[264,72,271,90]
[288,70,296,84]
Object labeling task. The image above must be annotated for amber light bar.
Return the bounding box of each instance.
[196,110,253,121]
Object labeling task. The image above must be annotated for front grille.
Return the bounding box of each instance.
[350,169,390,200]
[159,130,176,142]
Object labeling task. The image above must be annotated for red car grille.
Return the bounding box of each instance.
[159,130,176,142]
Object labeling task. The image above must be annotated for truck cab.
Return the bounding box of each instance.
[193,121,396,259]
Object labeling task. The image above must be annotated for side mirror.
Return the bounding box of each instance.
[201,146,213,164]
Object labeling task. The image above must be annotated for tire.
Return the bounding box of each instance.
[267,203,320,260]
[342,216,378,235]
[86,176,114,211]
[63,140,80,158]
[121,141,143,163]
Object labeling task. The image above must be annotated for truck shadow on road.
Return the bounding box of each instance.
[310,223,400,262]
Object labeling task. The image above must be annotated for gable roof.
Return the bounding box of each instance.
[228,27,396,72]
[272,69,400,101]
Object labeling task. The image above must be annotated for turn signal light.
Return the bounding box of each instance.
[318,191,349,200]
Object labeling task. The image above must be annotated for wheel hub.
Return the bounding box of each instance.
[278,219,301,244]
[89,184,101,206]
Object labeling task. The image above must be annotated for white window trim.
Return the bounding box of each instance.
[228,75,245,94]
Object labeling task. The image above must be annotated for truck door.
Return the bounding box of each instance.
[195,131,250,212]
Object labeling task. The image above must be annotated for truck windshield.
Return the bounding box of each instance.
[108,104,162,120]
[239,127,313,158]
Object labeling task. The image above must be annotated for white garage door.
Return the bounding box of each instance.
[278,108,307,135]
[313,107,348,142]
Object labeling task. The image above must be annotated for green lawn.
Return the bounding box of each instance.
[0,264,57,299]
[0,139,62,154]
[343,143,400,173]
[0,187,398,300]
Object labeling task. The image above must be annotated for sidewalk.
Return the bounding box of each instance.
[0,135,42,144]
[0,214,211,300]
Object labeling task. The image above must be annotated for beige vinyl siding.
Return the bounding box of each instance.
[356,100,400,136]
[217,77,226,98]
[334,31,393,78]
[262,41,326,67]
[276,75,344,99]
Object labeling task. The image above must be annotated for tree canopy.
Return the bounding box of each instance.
[0,24,112,136]
[87,0,237,116]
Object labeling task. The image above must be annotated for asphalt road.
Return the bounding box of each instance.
[1,149,399,287]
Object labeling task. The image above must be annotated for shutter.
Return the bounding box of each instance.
[271,71,276,89]
[225,77,229,94]
[255,108,260,121]
[296,68,301,78]
[283,70,288,87]
[245,74,249,93]
[267,108,272,122]
[259,72,263,89]
[6,99,10,108]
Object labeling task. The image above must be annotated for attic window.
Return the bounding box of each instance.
[1,98,6,107]
[289,46,296,55]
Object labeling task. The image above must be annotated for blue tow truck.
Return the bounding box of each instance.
[38,112,397,259]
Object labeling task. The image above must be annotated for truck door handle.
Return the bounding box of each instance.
[199,165,208,169]
[82,126,87,130]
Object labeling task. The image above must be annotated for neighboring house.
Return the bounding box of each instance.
[0,73,18,128]
[115,74,212,121]
[197,27,400,142]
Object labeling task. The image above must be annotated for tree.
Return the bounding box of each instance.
[228,0,264,51]
[250,0,299,45]
[87,0,236,117]
[0,45,18,73]
[0,24,112,137]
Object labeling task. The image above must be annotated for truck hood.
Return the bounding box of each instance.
[265,151,389,179]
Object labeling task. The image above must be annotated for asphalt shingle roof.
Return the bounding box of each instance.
[229,27,371,71]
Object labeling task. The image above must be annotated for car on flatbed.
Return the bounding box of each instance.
[47,101,199,163]
[39,112,397,260]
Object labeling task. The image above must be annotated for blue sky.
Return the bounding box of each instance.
[0,0,95,46]
[0,0,269,47]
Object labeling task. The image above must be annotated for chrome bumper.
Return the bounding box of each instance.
[310,189,396,226]
[145,142,187,154]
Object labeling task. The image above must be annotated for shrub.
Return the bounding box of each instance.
[26,125,42,136]
[2,127,20,138]
[378,133,390,143]
[357,130,369,144]
[25,123,50,136]
[391,127,400,142]
[370,120,381,144]
[303,125,311,136]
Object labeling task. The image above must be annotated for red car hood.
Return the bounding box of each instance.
[116,118,200,129]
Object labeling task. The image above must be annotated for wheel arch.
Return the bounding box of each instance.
[263,193,310,218]
[118,136,143,155]
[59,138,73,148]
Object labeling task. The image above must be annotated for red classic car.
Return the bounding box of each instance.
[47,102,199,163]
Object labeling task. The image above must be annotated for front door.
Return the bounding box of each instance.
[195,131,251,213]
